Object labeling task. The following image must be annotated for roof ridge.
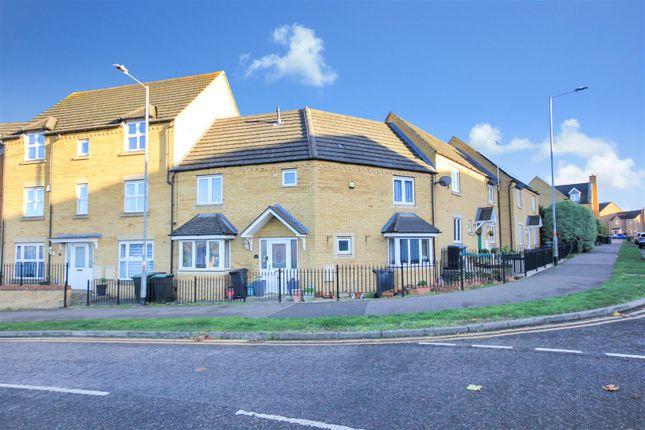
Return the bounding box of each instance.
[67,71,223,96]
[303,107,318,158]
[306,107,386,126]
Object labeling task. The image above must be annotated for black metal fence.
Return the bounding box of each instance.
[0,262,68,287]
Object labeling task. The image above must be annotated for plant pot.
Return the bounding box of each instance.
[304,294,314,302]
[292,288,303,303]
[414,287,432,295]
[225,288,235,301]
[354,292,362,299]
[96,284,107,296]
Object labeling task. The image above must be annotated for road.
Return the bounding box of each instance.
[1,316,643,429]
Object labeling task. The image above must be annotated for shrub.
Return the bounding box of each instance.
[542,200,596,249]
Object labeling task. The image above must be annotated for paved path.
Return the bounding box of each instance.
[1,317,643,429]
[0,244,621,323]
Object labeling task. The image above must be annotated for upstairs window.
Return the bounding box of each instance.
[570,190,581,202]
[451,169,461,194]
[24,187,44,217]
[531,196,537,212]
[25,132,45,161]
[125,120,146,151]
[77,183,88,215]
[124,180,146,213]
[282,169,298,187]
[518,223,524,246]
[393,176,414,205]
[197,175,223,205]
[77,138,89,157]
[516,189,523,208]
[488,185,495,204]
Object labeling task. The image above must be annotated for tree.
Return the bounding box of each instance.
[541,200,596,249]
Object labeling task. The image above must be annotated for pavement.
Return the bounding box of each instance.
[0,244,621,323]
[1,315,643,429]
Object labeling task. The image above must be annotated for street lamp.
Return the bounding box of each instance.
[549,86,588,265]
[113,63,150,304]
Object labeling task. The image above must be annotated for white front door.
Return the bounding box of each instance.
[67,243,94,290]
[259,238,297,295]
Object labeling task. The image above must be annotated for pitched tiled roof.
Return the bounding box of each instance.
[269,204,309,235]
[0,122,27,138]
[599,202,611,212]
[177,108,434,173]
[616,209,643,220]
[556,183,590,204]
[4,72,223,138]
[171,213,238,237]
[381,212,440,234]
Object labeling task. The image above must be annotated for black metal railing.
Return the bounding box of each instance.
[0,262,68,287]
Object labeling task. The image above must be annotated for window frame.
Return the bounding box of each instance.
[531,195,537,212]
[518,223,524,246]
[118,241,154,280]
[178,239,230,271]
[281,169,298,187]
[124,120,146,152]
[453,216,462,243]
[569,190,581,202]
[451,169,461,194]
[24,132,45,161]
[488,184,495,204]
[387,237,433,266]
[15,242,45,281]
[24,186,44,217]
[124,180,146,213]
[516,189,523,208]
[392,176,415,205]
[196,175,223,205]
[76,183,89,216]
[77,138,89,157]
[335,236,353,256]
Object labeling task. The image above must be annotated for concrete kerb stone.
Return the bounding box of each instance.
[0,298,643,341]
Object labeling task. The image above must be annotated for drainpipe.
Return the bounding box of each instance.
[431,174,437,263]
[167,170,175,274]
[507,182,515,250]
[496,182,503,248]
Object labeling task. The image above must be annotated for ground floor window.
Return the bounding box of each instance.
[335,236,353,256]
[119,241,154,279]
[15,243,45,280]
[179,239,230,270]
[388,237,433,265]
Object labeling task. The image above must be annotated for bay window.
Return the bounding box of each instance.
[179,239,230,270]
[388,237,433,266]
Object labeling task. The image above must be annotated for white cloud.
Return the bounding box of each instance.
[469,123,535,154]
[468,119,645,191]
[244,24,337,87]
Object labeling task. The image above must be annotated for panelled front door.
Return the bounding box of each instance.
[259,238,297,295]
[67,243,94,290]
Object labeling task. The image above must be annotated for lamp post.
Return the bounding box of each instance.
[549,86,588,265]
[113,64,150,304]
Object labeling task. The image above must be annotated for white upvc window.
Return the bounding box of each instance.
[518,223,524,246]
[124,120,146,151]
[76,183,88,215]
[119,241,154,279]
[488,185,495,204]
[124,180,146,213]
[15,243,45,280]
[77,138,89,157]
[393,176,415,205]
[282,169,298,187]
[516,189,523,208]
[336,236,353,256]
[24,186,44,217]
[196,175,223,205]
[24,132,45,161]
[451,169,461,194]
[531,196,537,212]
[570,190,581,202]
[453,216,462,243]
[388,237,433,266]
[179,239,230,271]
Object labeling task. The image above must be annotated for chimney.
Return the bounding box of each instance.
[589,174,599,217]
[274,106,283,126]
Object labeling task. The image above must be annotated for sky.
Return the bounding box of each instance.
[1,0,643,209]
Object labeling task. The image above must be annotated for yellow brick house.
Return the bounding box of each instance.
[0,72,239,289]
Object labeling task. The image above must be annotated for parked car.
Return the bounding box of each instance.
[612,233,626,239]
[634,232,645,249]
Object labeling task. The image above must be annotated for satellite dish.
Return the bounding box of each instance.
[436,176,452,188]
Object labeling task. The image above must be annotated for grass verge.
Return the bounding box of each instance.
[1,244,643,333]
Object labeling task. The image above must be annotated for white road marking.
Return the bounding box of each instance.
[235,409,364,430]
[471,344,513,350]
[534,348,582,354]
[0,383,109,396]
[418,342,457,346]
[605,352,645,360]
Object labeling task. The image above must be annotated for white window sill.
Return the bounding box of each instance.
[119,150,145,157]
[281,184,297,188]
[121,212,148,217]
[20,159,45,165]
[195,202,223,207]
[393,202,415,207]
[451,191,462,196]
[74,214,89,219]
[177,268,229,272]
[72,156,90,161]
[21,216,45,221]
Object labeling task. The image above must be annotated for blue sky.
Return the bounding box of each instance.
[1,1,643,209]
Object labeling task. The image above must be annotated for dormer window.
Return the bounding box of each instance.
[125,120,146,151]
[24,132,45,161]
[569,189,581,202]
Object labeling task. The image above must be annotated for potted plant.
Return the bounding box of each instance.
[96,278,108,296]
[292,288,303,302]
[414,280,432,295]
[353,291,362,299]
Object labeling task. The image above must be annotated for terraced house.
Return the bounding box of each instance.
[0,72,239,289]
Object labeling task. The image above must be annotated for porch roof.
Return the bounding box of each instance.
[171,213,237,238]
[381,212,440,235]
[527,215,543,227]
[50,233,102,241]
[475,207,496,223]
[241,205,309,238]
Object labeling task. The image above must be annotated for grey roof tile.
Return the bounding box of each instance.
[171,213,238,237]
[381,213,440,234]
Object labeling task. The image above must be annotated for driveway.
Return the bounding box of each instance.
[0,244,621,322]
